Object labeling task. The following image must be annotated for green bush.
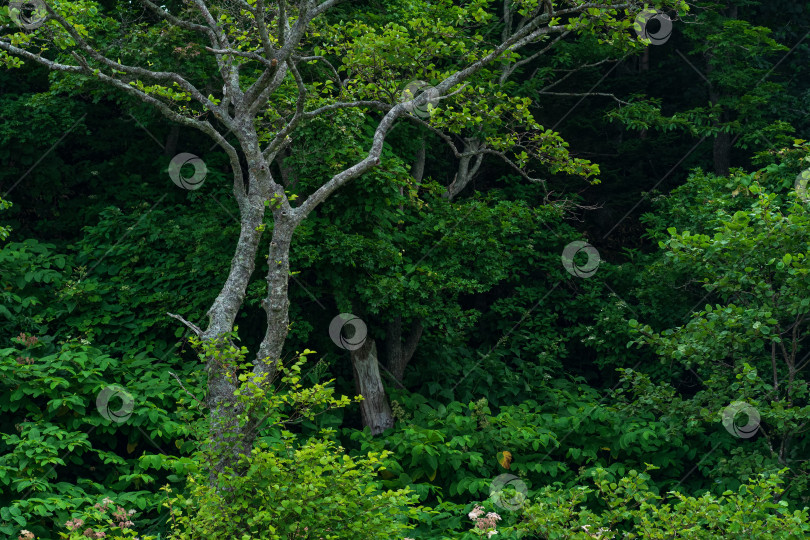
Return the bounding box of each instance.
[0,335,196,538]
[519,467,810,539]
[164,435,418,539]
[162,339,420,539]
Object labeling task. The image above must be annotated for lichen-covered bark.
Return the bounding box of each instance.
[0,0,649,484]
[202,192,265,478]
[255,212,295,378]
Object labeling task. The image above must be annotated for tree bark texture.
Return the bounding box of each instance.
[351,340,395,435]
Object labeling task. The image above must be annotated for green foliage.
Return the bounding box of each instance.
[350,382,693,522]
[163,342,419,539]
[0,0,808,538]
[54,197,238,356]
[626,145,810,503]
[608,6,796,156]
[0,239,66,335]
[0,197,11,242]
[164,436,418,540]
[0,335,198,538]
[519,467,810,539]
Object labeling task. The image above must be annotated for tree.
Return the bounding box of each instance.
[629,142,810,503]
[608,0,794,176]
[0,0,687,478]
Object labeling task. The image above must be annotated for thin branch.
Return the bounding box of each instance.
[313,0,347,18]
[244,62,285,117]
[503,30,571,83]
[168,312,204,337]
[378,361,408,391]
[136,0,214,41]
[263,58,308,160]
[293,54,343,87]
[43,5,224,117]
[190,0,227,47]
[277,0,288,47]
[169,371,207,409]
[254,0,277,62]
[293,103,404,220]
[0,42,238,176]
[188,0,237,92]
[539,58,615,92]
[399,113,543,186]
[538,91,629,105]
[204,47,278,68]
[480,148,546,184]
[302,100,390,119]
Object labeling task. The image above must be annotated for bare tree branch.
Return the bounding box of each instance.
[538,58,616,92]
[502,30,572,83]
[293,102,405,220]
[42,4,225,117]
[169,371,207,409]
[168,312,204,336]
[254,0,278,61]
[204,46,278,68]
[136,0,214,41]
[538,91,629,105]
[294,54,343,87]
[263,58,308,161]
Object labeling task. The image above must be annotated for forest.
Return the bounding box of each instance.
[0,0,809,538]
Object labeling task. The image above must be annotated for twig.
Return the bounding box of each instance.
[168,371,207,409]
[377,361,408,391]
[167,312,203,337]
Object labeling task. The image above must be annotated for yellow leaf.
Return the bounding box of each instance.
[497,451,512,469]
[127,442,137,454]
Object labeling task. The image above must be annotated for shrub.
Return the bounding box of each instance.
[163,339,420,539]
[518,466,810,539]
[164,435,418,539]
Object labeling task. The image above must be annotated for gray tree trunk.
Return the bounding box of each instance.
[444,138,485,200]
[351,340,394,435]
[0,0,657,488]
[201,186,267,478]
